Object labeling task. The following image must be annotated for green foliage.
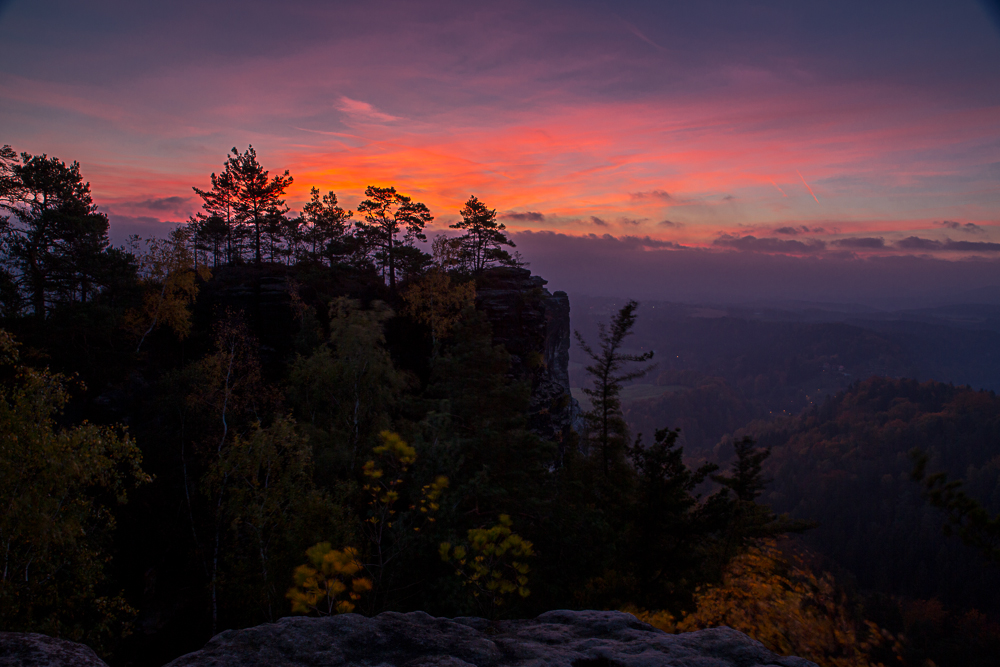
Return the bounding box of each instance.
[287,298,403,479]
[417,312,558,544]
[0,329,148,653]
[440,515,534,619]
[286,544,372,615]
[215,416,338,622]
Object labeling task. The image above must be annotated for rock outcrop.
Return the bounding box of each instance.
[164,610,817,667]
[476,268,581,443]
[0,632,107,667]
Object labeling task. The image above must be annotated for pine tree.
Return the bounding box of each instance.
[193,146,292,265]
[300,187,353,264]
[356,186,432,290]
[575,300,655,476]
[449,196,515,273]
[1,151,115,316]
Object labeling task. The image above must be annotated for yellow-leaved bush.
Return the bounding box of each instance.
[440,514,534,618]
[296,431,448,615]
[362,430,417,529]
[286,543,372,615]
[626,540,894,667]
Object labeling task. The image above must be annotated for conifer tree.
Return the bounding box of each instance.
[193,146,292,265]
[300,187,353,264]
[911,449,1000,563]
[575,300,655,476]
[356,186,432,290]
[192,163,240,263]
[0,151,116,316]
[449,196,515,273]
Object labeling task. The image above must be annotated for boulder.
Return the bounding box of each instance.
[165,610,817,667]
[0,633,108,667]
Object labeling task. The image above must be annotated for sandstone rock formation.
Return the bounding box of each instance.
[165,610,817,667]
[476,267,582,444]
[0,632,107,667]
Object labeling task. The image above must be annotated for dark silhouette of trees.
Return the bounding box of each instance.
[575,299,655,475]
[626,426,722,607]
[356,186,432,290]
[192,215,230,268]
[192,164,239,263]
[449,196,515,273]
[300,187,353,264]
[193,146,292,265]
[0,150,118,317]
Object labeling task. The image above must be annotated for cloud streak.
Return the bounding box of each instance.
[797,170,819,203]
[336,97,401,123]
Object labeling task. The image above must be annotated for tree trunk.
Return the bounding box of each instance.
[387,233,396,291]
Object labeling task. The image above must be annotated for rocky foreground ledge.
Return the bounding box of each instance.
[2,610,817,667]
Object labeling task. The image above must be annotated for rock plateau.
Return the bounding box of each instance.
[161,610,815,667]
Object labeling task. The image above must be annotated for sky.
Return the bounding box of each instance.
[2,0,999,306]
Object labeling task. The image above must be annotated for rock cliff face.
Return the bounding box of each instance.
[190,264,580,441]
[475,268,581,443]
[161,610,816,667]
[0,632,107,667]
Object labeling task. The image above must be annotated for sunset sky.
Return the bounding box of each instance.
[2,0,999,304]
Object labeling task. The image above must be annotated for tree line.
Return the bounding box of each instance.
[0,144,520,321]
[186,146,520,284]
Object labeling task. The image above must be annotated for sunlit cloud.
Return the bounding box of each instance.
[1,0,997,270]
[335,97,402,124]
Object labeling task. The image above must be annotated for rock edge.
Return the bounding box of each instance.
[164,609,817,667]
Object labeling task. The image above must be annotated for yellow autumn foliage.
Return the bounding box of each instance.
[286,543,372,615]
[401,267,475,345]
[127,227,211,352]
[627,540,891,667]
[440,514,534,618]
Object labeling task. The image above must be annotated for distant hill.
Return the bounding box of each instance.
[736,377,1000,613]
[569,296,1000,452]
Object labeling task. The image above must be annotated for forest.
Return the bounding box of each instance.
[1,144,998,667]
